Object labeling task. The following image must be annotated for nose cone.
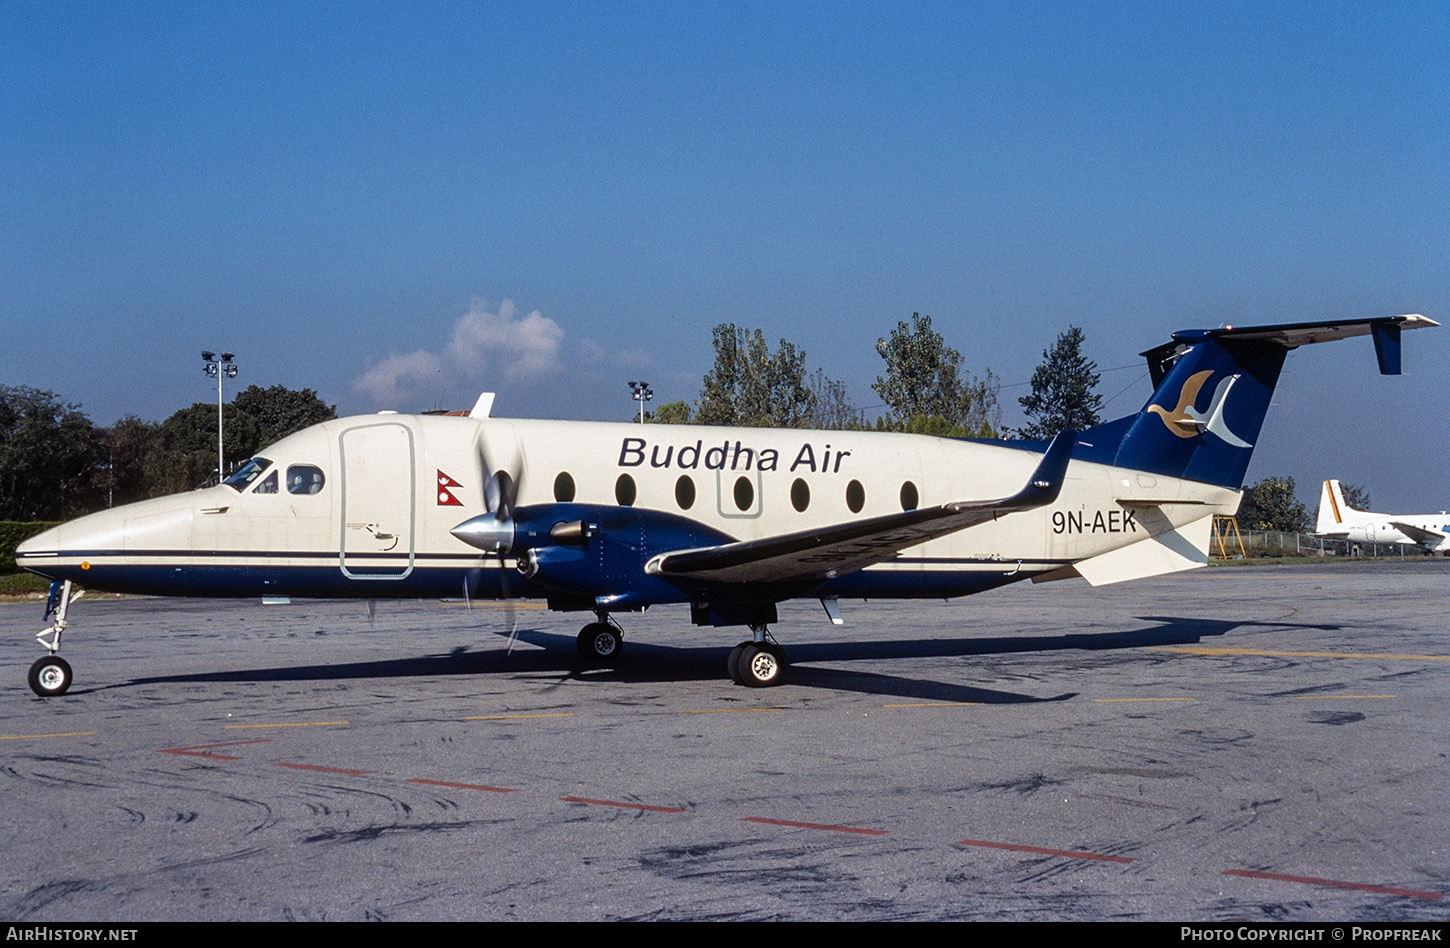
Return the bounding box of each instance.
[13,491,203,582]
[14,524,59,567]
[14,509,127,579]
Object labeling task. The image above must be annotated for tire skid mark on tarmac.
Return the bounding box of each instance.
[128,736,1446,905]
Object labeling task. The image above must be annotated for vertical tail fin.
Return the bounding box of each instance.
[1081,316,1434,489]
[1317,479,1349,534]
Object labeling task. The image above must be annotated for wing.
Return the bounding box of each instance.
[1389,521,1447,549]
[644,431,1075,585]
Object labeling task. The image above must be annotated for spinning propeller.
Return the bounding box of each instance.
[450,424,524,556]
[451,425,529,647]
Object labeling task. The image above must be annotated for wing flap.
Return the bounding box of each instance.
[645,431,1075,585]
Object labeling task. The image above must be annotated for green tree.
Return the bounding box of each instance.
[1017,326,1102,439]
[806,368,864,430]
[230,385,336,455]
[0,386,106,519]
[650,400,694,424]
[872,313,1000,437]
[149,386,337,492]
[1237,476,1310,532]
[100,415,160,508]
[152,403,261,492]
[695,324,817,427]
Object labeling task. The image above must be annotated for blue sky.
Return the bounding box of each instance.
[3,1,1446,511]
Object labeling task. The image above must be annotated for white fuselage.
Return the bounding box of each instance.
[17,413,1240,606]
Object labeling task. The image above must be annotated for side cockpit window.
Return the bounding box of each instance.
[223,457,272,492]
[287,465,326,495]
[254,471,279,494]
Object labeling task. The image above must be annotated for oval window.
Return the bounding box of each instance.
[846,479,865,513]
[900,481,918,511]
[554,471,576,502]
[733,476,755,511]
[675,475,696,510]
[790,478,810,512]
[615,473,637,506]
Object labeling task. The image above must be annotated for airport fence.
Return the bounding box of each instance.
[1232,530,1423,559]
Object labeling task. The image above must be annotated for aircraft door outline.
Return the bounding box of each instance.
[339,421,417,580]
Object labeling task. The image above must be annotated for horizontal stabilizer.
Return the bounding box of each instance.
[1033,513,1213,586]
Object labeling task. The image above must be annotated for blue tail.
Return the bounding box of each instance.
[1078,315,1434,489]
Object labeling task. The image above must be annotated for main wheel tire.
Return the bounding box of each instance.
[727,641,751,684]
[577,623,622,662]
[28,655,72,697]
[738,643,784,688]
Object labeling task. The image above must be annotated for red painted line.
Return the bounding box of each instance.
[157,739,270,760]
[741,816,888,836]
[274,762,369,775]
[957,838,1134,863]
[406,777,517,794]
[1223,868,1442,901]
[560,796,687,813]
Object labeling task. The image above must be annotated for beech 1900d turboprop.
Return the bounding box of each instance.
[1315,478,1450,554]
[15,314,1436,696]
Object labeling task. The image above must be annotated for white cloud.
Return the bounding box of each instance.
[354,299,565,406]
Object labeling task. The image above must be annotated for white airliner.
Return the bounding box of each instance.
[1315,478,1449,553]
[16,315,1435,696]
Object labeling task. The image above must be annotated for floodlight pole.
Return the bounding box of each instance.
[628,380,653,423]
[202,351,238,481]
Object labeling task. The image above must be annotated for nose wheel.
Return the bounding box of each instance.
[28,655,73,697]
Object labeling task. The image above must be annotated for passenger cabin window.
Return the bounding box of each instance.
[287,465,325,495]
[733,476,754,511]
[554,472,576,502]
[846,479,865,514]
[223,457,271,492]
[253,471,279,494]
[615,473,637,506]
[675,475,696,510]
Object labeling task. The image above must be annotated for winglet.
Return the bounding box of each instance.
[952,429,1074,515]
[1020,429,1075,506]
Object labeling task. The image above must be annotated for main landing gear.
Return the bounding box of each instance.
[576,614,623,663]
[727,625,785,688]
[574,614,789,687]
[28,580,77,697]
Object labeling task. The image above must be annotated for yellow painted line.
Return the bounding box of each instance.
[678,707,785,714]
[1151,646,1450,661]
[465,712,574,720]
[1294,694,1397,700]
[1094,697,1196,703]
[1,731,99,740]
[882,701,985,708]
[223,721,348,729]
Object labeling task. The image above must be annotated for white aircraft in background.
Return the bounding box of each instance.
[16,314,1435,696]
[1315,479,1449,554]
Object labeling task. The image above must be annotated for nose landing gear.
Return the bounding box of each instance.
[28,580,78,697]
